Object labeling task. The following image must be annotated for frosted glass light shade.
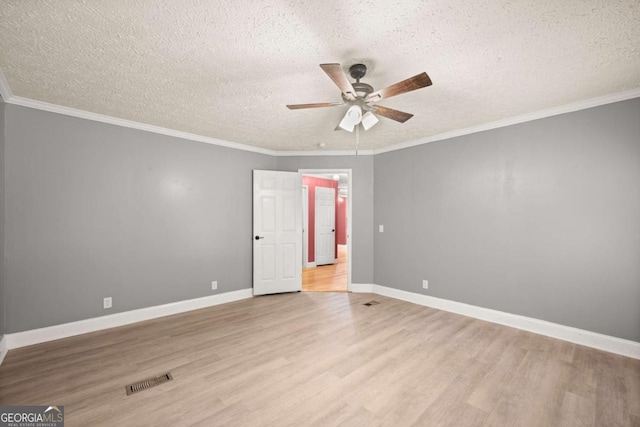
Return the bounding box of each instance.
[361,111,379,130]
[338,105,363,132]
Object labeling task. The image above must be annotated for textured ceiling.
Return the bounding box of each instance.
[1,0,639,151]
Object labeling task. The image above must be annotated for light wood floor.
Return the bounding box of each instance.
[302,246,347,292]
[1,292,638,426]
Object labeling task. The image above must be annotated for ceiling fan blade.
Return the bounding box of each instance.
[286,102,343,110]
[371,105,414,123]
[365,72,432,103]
[320,63,357,101]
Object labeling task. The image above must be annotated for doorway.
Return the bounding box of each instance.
[299,169,352,292]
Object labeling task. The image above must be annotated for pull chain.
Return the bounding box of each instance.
[355,123,359,156]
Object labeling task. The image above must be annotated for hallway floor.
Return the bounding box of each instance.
[302,246,347,292]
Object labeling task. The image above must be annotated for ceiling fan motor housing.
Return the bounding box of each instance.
[345,82,374,102]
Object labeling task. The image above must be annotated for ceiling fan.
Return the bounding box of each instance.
[287,63,432,132]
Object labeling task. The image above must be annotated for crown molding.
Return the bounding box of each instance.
[276,149,374,156]
[5,95,277,156]
[373,87,640,155]
[0,68,13,101]
[1,65,638,157]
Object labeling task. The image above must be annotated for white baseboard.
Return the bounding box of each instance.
[305,262,317,268]
[2,285,637,363]
[4,289,253,351]
[0,335,7,366]
[371,285,640,359]
[349,283,375,293]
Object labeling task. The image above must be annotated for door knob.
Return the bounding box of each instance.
[331,229,335,232]
[255,236,264,240]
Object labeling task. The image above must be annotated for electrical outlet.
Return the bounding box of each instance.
[103,297,112,309]
[422,280,428,290]
[211,281,218,291]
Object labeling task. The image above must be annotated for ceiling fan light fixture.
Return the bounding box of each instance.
[338,105,363,132]
[287,63,432,136]
[361,111,379,131]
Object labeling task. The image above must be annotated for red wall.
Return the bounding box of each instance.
[303,176,338,263]
[337,196,347,245]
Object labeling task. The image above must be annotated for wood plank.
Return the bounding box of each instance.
[0,292,637,426]
[303,246,347,292]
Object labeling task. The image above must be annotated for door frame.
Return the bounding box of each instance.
[301,184,310,268]
[299,168,352,292]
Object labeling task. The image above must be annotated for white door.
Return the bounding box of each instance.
[253,170,302,295]
[315,186,336,266]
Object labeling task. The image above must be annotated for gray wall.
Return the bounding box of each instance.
[4,105,274,333]
[3,97,638,342]
[374,98,640,342]
[0,100,5,339]
[276,155,374,284]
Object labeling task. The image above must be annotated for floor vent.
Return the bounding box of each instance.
[363,301,380,306]
[126,372,173,395]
